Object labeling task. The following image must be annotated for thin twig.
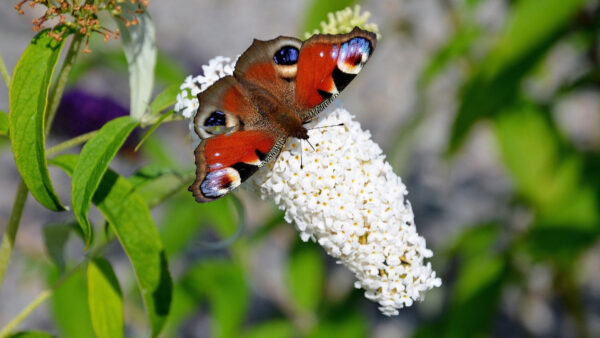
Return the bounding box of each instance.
[46,130,98,156]
[0,180,28,291]
[0,52,10,88]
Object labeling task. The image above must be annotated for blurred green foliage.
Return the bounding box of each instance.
[1,0,599,337]
[413,0,600,337]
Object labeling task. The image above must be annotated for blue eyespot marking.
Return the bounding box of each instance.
[204,111,226,126]
[273,46,299,65]
[339,37,371,63]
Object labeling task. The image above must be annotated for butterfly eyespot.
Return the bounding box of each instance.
[337,37,372,75]
[273,46,299,65]
[204,110,226,127]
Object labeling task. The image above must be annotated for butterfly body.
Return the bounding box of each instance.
[190,27,376,202]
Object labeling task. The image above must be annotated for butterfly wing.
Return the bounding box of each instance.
[190,75,286,202]
[295,27,377,117]
[190,130,284,202]
[233,36,303,108]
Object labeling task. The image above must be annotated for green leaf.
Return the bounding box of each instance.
[43,223,76,272]
[135,110,175,151]
[443,254,506,337]
[416,225,507,338]
[494,106,598,224]
[0,110,8,136]
[302,0,358,35]
[160,284,198,337]
[128,165,193,208]
[244,321,294,338]
[115,4,156,121]
[149,84,179,116]
[87,258,124,338]
[49,267,95,338]
[154,52,187,86]
[128,164,183,188]
[7,331,55,338]
[182,260,248,338]
[419,26,480,88]
[309,310,367,338]
[71,116,138,245]
[448,223,501,258]
[140,133,179,167]
[495,106,600,261]
[158,193,238,256]
[287,239,324,312]
[448,0,587,153]
[51,154,172,337]
[9,27,69,211]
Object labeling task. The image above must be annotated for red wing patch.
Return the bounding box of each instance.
[189,131,277,202]
[295,43,339,110]
[295,28,376,111]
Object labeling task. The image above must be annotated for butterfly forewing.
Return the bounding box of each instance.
[295,27,376,117]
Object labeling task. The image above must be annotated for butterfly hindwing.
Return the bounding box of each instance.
[193,76,260,139]
[189,130,283,202]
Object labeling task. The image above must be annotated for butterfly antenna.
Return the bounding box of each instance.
[300,140,304,169]
[306,139,316,152]
[308,122,345,130]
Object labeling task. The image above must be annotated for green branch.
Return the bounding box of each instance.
[45,33,83,135]
[0,180,28,292]
[46,130,98,156]
[0,52,10,88]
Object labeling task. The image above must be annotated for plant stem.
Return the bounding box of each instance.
[0,240,113,336]
[0,290,52,337]
[45,33,84,135]
[0,180,28,292]
[0,52,10,88]
[46,130,98,156]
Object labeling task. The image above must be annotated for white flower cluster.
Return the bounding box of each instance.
[175,56,441,316]
[174,56,236,119]
[249,108,441,315]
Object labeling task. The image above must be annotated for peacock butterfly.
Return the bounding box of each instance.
[189,27,377,202]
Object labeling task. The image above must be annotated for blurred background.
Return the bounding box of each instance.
[1,0,600,337]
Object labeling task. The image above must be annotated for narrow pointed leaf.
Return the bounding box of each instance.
[115,4,156,120]
[149,84,179,116]
[87,258,124,338]
[9,27,69,211]
[71,115,138,245]
[51,154,172,337]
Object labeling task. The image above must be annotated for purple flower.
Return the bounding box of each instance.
[54,89,139,148]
